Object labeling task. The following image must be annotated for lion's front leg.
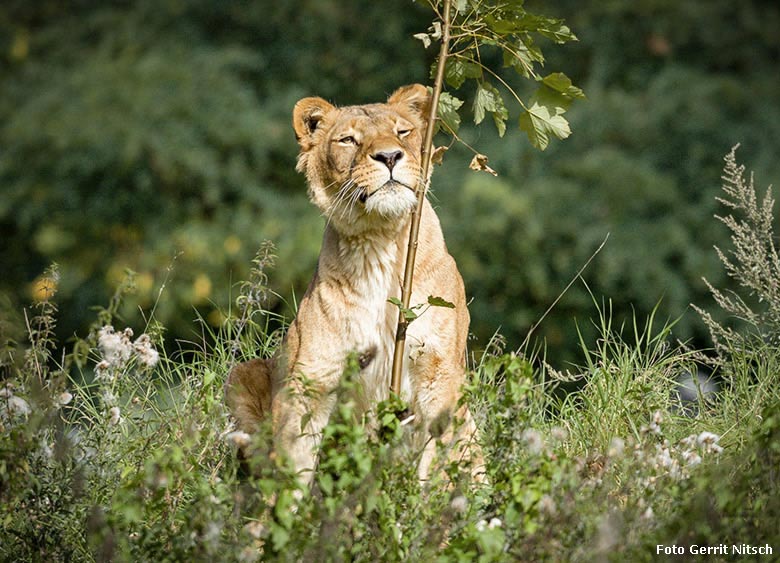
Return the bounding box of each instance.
[406,342,484,483]
[272,373,338,488]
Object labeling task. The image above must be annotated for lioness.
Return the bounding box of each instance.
[226,84,480,485]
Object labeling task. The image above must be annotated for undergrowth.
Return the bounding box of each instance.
[1,148,779,561]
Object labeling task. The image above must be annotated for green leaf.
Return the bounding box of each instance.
[538,22,577,44]
[274,490,297,529]
[270,526,290,551]
[493,102,509,137]
[445,58,481,89]
[428,295,456,308]
[518,101,571,150]
[318,473,334,496]
[388,296,419,321]
[484,14,521,35]
[541,72,585,100]
[473,82,501,125]
[437,91,463,133]
[503,38,545,78]
[472,82,508,136]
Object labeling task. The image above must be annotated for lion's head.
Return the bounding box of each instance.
[292,84,431,235]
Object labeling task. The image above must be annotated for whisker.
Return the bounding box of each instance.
[339,182,362,222]
[345,187,364,218]
[327,179,357,226]
[322,179,346,228]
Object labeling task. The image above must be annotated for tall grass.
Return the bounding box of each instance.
[1,148,779,561]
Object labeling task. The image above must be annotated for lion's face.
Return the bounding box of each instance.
[293,85,431,235]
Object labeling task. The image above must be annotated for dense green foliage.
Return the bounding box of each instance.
[2,1,779,363]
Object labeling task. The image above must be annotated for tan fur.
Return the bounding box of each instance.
[225,84,481,484]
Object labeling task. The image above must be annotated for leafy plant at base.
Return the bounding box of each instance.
[388,295,456,323]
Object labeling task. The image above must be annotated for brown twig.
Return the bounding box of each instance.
[390,0,452,395]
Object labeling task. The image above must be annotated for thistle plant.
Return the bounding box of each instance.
[231,241,278,363]
[22,264,61,386]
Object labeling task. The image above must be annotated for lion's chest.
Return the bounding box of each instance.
[295,229,416,409]
[339,241,400,406]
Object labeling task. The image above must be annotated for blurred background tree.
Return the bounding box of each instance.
[1,0,778,365]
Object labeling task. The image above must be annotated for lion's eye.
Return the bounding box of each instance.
[337,135,357,145]
[397,129,412,139]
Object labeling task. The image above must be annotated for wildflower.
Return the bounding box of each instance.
[101,390,117,407]
[226,430,252,448]
[133,334,160,368]
[40,442,53,459]
[488,517,502,529]
[669,459,683,480]
[680,434,697,450]
[450,495,468,514]
[607,437,625,458]
[521,428,544,455]
[696,431,718,444]
[98,325,133,367]
[655,445,673,469]
[642,410,663,435]
[109,406,121,425]
[245,520,267,540]
[475,519,488,532]
[57,391,73,407]
[697,431,723,454]
[238,547,260,563]
[682,450,702,467]
[708,443,723,455]
[550,426,568,442]
[6,395,31,417]
[696,431,719,446]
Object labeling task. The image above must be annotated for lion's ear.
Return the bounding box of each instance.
[293,97,335,146]
[388,84,431,123]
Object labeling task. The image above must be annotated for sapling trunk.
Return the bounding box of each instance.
[390,0,452,396]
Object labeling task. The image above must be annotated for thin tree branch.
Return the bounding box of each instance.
[391,0,452,395]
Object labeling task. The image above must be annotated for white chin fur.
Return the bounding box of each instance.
[364,186,416,218]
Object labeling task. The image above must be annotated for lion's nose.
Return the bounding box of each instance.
[371,149,404,171]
